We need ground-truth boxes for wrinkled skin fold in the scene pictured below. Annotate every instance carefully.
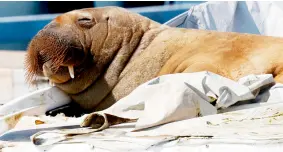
[25,7,283,127]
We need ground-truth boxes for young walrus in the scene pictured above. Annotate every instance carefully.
[25,6,283,117]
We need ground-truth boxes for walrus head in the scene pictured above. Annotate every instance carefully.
[25,6,161,109]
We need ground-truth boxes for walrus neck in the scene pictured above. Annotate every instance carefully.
[107,20,168,81]
[68,21,166,110]
[129,23,168,63]
[100,20,164,82]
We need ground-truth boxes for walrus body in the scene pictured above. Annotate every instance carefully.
[25,7,283,112]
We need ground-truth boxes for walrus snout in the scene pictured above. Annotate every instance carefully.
[25,21,87,84]
[43,60,71,84]
[41,45,87,84]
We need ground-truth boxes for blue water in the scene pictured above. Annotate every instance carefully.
[0,3,203,51]
[0,41,29,51]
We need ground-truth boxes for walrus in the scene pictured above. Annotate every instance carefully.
[25,6,283,119]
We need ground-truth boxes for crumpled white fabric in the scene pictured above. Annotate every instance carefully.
[165,1,283,37]
[103,71,274,130]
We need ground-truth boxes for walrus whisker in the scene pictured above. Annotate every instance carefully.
[24,46,45,85]
[48,47,69,72]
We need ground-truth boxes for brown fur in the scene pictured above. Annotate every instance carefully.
[25,6,283,112]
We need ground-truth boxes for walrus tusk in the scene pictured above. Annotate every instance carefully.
[68,66,74,79]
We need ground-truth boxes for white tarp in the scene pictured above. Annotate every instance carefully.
[3,1,283,152]
[14,72,283,151]
[100,72,274,131]
[165,1,283,37]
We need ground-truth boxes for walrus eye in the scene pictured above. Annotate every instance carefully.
[77,17,94,29]
[78,18,91,22]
